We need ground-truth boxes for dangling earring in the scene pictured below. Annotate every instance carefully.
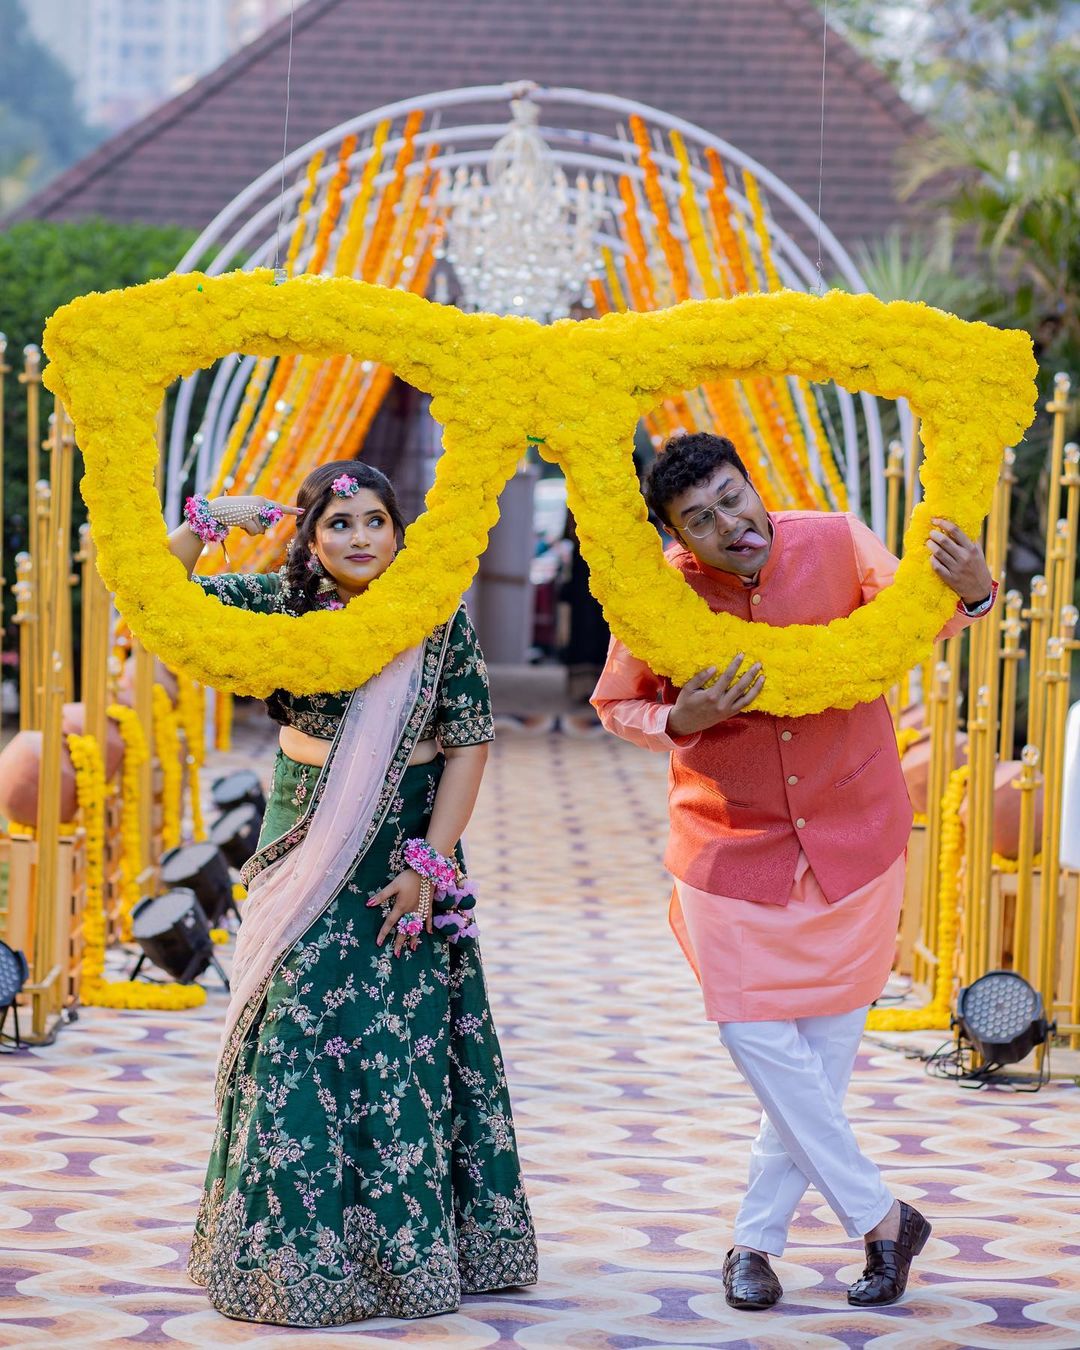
[306,551,326,578]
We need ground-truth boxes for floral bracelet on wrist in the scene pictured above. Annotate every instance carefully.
[403,838,474,903]
[183,494,229,544]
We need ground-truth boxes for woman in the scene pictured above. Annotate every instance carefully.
[171,460,537,1326]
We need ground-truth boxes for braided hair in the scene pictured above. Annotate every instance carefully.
[280,460,406,616]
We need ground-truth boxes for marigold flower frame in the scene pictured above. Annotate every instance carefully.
[43,271,1037,715]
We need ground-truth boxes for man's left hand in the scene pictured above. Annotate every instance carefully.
[928,518,993,607]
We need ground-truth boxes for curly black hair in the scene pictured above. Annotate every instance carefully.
[280,459,405,616]
[643,433,750,527]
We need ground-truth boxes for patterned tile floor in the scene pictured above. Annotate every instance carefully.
[2,725,1079,1348]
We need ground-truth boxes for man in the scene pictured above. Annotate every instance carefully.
[591,432,996,1311]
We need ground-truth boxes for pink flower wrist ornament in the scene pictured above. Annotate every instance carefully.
[401,837,478,943]
[183,494,228,544]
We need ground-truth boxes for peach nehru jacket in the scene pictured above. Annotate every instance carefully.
[591,510,991,1021]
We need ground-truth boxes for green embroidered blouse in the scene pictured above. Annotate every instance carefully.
[194,570,495,747]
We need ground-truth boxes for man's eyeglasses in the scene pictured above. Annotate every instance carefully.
[683,484,750,539]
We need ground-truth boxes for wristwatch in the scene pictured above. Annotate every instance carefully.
[958,579,998,618]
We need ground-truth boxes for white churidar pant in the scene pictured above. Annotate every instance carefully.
[719,1007,894,1256]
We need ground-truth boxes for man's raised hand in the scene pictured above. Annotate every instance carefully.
[667,654,765,737]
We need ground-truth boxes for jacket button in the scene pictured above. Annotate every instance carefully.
[788,775,798,785]
[751,594,762,605]
[795,817,807,828]
[781,730,792,741]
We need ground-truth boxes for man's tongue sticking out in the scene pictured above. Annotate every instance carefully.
[727,528,768,556]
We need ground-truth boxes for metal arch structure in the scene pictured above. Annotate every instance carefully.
[167,82,909,534]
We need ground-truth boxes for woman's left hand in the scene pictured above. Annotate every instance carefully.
[928,518,994,607]
[368,869,424,956]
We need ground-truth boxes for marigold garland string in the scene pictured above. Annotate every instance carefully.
[71,726,205,1011]
[152,685,184,851]
[175,672,208,842]
[106,703,149,942]
[868,764,969,1031]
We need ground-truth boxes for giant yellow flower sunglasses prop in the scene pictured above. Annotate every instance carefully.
[43,271,1036,717]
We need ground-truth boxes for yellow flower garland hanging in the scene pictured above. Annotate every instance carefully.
[868,764,969,1032]
[67,733,107,985]
[43,273,1037,716]
[152,684,183,851]
[107,703,149,941]
[175,672,208,842]
[69,729,205,1011]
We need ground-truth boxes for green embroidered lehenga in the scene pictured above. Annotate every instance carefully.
[186,571,537,1326]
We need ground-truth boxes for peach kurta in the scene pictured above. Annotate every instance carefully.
[593,511,989,1022]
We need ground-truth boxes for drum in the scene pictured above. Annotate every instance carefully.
[130,889,213,982]
[159,842,233,925]
[209,803,262,870]
[211,769,266,817]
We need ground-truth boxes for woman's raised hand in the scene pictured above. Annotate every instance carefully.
[208,495,302,535]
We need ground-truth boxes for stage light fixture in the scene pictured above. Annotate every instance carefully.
[955,970,1052,1069]
[129,888,229,989]
[0,942,29,1047]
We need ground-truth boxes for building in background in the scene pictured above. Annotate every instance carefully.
[21,0,293,134]
[12,0,927,254]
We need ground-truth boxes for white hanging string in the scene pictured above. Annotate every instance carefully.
[272,0,297,279]
[815,0,829,294]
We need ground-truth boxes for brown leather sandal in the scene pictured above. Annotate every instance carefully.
[848,1201,932,1307]
[723,1247,782,1310]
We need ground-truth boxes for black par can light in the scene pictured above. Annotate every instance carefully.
[955,970,1052,1068]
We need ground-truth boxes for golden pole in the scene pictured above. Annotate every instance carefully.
[885,441,904,557]
[55,405,76,704]
[998,592,1024,761]
[1024,576,1050,758]
[133,641,157,895]
[0,333,8,660]
[1036,633,1070,1018]
[993,448,1017,573]
[1011,744,1040,981]
[31,481,52,729]
[1043,373,1072,545]
[964,453,1012,979]
[18,344,42,502]
[1048,519,1070,649]
[28,405,75,1039]
[78,525,111,752]
[885,441,905,726]
[12,555,35,735]
[916,659,952,990]
[1057,603,1080,1047]
[964,683,993,983]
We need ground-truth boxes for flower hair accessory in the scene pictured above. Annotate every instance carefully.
[183,494,228,544]
[331,474,360,498]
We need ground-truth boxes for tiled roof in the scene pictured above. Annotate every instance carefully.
[8,0,926,250]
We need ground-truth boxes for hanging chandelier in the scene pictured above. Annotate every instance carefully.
[442,94,608,323]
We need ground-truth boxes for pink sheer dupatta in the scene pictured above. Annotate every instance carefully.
[217,642,426,1088]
